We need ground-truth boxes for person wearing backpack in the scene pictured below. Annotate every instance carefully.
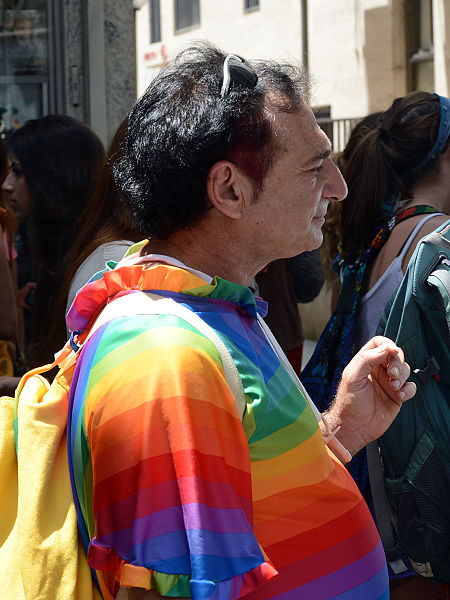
[1,44,417,600]
[60,45,418,600]
[302,92,450,598]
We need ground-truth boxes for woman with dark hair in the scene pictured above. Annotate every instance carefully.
[60,118,141,316]
[341,92,449,351]
[1,114,105,370]
[302,91,450,599]
[321,111,383,284]
[305,92,450,416]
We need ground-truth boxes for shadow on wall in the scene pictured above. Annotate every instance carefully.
[364,3,407,114]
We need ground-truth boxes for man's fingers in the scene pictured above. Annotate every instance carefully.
[371,362,416,405]
[388,360,410,389]
[362,336,404,363]
[361,335,397,352]
[400,381,417,401]
[386,347,406,379]
[352,342,395,379]
[354,336,409,380]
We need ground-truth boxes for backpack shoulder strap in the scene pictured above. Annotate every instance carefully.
[429,266,450,297]
[80,291,247,419]
[366,440,408,574]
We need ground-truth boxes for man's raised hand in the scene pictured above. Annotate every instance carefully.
[322,336,416,458]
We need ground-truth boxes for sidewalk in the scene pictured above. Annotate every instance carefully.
[301,339,316,370]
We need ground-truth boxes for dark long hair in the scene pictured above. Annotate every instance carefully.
[334,112,383,173]
[341,91,444,257]
[58,118,141,314]
[322,112,383,277]
[10,114,105,366]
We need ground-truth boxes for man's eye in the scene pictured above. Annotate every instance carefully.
[313,164,323,175]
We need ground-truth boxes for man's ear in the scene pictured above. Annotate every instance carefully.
[206,161,252,219]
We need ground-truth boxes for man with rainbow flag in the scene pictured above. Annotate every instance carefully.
[67,44,415,600]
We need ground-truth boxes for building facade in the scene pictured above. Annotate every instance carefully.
[135,0,450,150]
[0,0,136,145]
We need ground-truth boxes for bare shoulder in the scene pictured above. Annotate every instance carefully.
[366,214,448,291]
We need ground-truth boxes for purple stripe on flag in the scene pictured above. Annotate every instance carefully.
[94,477,252,536]
[271,539,387,600]
[96,502,252,550]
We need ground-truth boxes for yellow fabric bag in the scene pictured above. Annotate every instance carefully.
[0,344,102,600]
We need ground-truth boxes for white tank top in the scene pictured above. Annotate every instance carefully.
[353,213,443,351]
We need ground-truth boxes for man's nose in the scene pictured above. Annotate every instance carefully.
[324,159,347,202]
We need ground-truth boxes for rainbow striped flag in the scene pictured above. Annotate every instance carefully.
[67,260,388,599]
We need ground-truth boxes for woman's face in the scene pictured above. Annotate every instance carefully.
[2,155,31,221]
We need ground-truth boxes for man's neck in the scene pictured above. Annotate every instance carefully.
[142,230,258,287]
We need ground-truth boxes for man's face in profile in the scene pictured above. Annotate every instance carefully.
[244,104,347,264]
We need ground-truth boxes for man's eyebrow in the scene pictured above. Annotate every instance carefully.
[311,147,332,162]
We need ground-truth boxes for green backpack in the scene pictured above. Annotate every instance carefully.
[369,220,450,582]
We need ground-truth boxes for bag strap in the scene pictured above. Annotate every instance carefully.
[15,291,246,424]
[78,291,247,419]
[366,441,408,574]
[14,343,73,403]
[429,266,450,296]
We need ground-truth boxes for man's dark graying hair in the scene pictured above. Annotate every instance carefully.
[114,42,310,239]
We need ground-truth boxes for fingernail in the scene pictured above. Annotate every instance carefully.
[399,391,405,400]
[391,379,401,390]
[390,367,399,377]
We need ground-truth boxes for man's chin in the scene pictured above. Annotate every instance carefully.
[302,232,323,253]
[283,237,322,259]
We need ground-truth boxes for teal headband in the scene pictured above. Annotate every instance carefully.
[411,93,450,173]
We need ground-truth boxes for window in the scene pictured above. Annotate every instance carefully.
[406,0,434,92]
[150,0,161,43]
[174,0,200,32]
[245,0,260,12]
[315,107,357,153]
[0,0,51,130]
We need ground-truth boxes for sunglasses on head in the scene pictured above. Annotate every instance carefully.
[220,54,258,98]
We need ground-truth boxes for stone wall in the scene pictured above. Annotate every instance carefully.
[62,0,136,145]
[103,0,136,142]
[63,0,86,123]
